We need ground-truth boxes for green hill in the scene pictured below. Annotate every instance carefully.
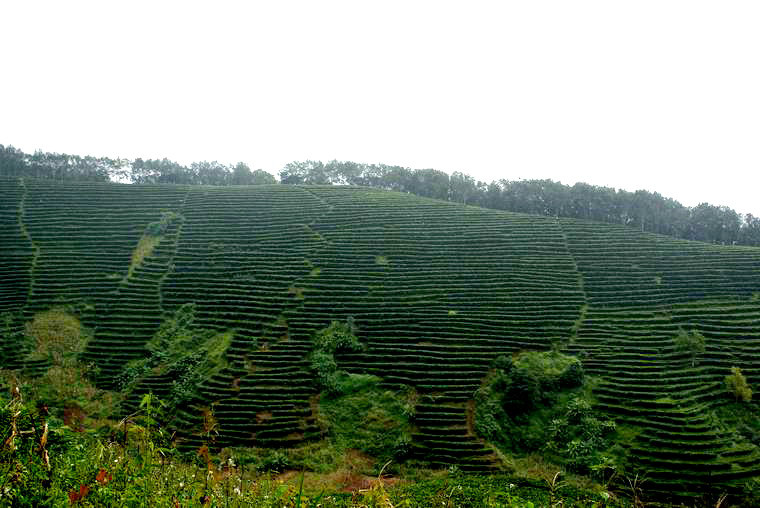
[1,178,759,501]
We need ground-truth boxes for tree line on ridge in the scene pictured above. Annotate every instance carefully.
[2,144,759,246]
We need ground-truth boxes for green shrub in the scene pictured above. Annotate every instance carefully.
[725,366,753,402]
[674,328,706,367]
[492,354,512,372]
[309,318,365,396]
[258,450,290,473]
[116,305,232,412]
[475,351,615,473]
[313,318,361,354]
[319,384,414,462]
[498,350,584,412]
[545,397,617,474]
[311,350,341,394]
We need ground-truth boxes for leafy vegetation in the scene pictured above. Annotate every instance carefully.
[475,352,617,476]
[319,381,415,466]
[725,367,753,402]
[2,178,760,503]
[309,319,365,396]
[1,373,632,507]
[278,160,760,246]
[673,329,706,367]
[115,304,232,411]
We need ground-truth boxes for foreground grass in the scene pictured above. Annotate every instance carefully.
[0,375,620,508]
[3,380,755,507]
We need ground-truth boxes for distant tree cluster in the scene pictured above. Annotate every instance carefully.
[280,159,760,247]
[130,159,275,185]
[0,144,276,186]
[0,144,128,182]
[3,144,759,246]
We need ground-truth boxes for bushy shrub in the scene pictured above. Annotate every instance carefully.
[546,397,616,473]
[499,350,584,411]
[116,305,232,414]
[475,350,615,472]
[319,385,414,462]
[492,354,512,372]
[113,361,150,392]
[559,361,584,389]
[313,318,361,354]
[674,328,706,367]
[258,450,290,473]
[309,318,364,396]
[726,366,753,402]
[311,351,341,394]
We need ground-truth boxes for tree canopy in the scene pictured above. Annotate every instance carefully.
[2,144,758,246]
[277,158,760,246]
[0,144,276,186]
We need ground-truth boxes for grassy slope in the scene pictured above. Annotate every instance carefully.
[1,177,759,497]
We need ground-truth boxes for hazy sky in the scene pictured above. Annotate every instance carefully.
[2,1,759,214]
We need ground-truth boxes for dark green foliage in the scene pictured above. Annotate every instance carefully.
[0,144,126,181]
[545,397,617,474]
[309,319,363,396]
[311,351,341,394]
[492,354,512,372]
[503,350,585,411]
[559,361,584,389]
[114,362,150,393]
[277,158,760,246]
[115,304,232,410]
[257,450,290,473]
[715,402,760,447]
[313,318,361,354]
[673,328,706,366]
[131,158,277,185]
[475,351,615,473]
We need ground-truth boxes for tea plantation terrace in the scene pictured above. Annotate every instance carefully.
[1,178,759,496]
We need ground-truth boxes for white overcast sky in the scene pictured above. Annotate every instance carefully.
[1,1,759,215]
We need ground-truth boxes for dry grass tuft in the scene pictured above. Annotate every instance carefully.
[127,234,161,278]
[25,309,84,364]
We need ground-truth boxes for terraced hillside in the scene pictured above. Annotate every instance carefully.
[1,178,759,498]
